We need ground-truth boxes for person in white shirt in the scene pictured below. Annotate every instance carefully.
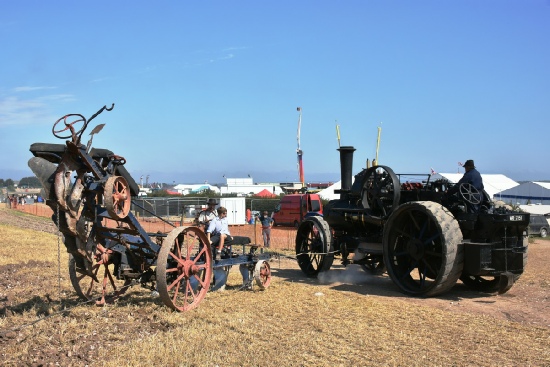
[206,206,233,254]
[195,198,218,231]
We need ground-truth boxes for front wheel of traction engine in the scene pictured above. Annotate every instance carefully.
[295,216,334,277]
[156,226,212,312]
[383,201,464,296]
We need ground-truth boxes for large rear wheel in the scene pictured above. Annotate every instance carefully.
[383,201,464,296]
[156,226,212,312]
[295,216,334,277]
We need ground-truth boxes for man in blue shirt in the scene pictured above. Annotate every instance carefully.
[256,211,274,248]
[446,160,484,211]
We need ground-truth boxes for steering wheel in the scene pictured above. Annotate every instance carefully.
[459,183,481,205]
[52,114,87,139]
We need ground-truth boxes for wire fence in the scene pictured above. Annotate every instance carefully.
[131,197,281,221]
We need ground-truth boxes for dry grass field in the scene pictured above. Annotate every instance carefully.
[1,206,549,367]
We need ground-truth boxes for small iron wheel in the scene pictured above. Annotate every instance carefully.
[295,216,334,277]
[383,201,464,296]
[68,244,131,306]
[156,226,212,312]
[104,176,131,220]
[253,260,272,290]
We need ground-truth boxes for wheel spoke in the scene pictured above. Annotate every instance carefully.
[168,272,186,291]
[421,257,438,277]
[168,250,186,267]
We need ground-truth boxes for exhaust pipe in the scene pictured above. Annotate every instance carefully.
[338,146,355,200]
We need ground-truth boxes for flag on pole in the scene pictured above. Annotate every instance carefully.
[458,162,463,166]
[430,167,437,175]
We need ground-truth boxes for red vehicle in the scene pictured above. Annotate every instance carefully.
[272,193,323,227]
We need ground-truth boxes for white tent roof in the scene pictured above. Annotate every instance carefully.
[318,177,355,201]
[534,181,550,190]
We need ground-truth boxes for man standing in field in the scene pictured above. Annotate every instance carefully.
[256,211,274,248]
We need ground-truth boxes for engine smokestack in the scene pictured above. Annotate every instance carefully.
[338,146,356,199]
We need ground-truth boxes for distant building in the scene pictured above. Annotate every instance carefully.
[219,177,283,196]
[173,183,221,195]
[495,182,550,205]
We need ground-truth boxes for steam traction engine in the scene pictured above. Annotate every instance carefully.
[295,146,529,296]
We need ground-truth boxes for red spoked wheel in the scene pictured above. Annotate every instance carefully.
[68,244,131,306]
[156,226,212,312]
[104,176,131,220]
[253,260,272,290]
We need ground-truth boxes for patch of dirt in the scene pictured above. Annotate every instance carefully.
[0,206,58,234]
[271,239,550,329]
[2,205,548,330]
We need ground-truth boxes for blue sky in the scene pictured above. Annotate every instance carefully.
[1,1,548,185]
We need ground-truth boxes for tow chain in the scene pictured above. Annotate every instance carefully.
[55,203,62,304]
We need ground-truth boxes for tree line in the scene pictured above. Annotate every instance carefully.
[0,176,41,189]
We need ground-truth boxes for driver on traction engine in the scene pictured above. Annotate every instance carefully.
[447,160,484,195]
[444,160,484,210]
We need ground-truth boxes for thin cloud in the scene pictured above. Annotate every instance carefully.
[0,94,74,127]
[13,86,57,92]
[187,46,245,66]
[222,46,249,52]
[90,76,112,83]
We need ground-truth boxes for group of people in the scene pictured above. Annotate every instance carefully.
[194,198,274,291]
[5,194,43,208]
